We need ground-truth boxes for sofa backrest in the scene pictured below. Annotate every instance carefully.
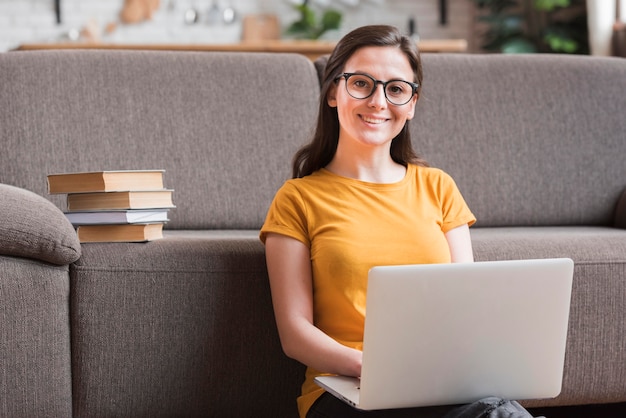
[2,51,625,229]
[0,50,319,229]
[410,54,626,227]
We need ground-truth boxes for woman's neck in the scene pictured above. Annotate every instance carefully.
[325,144,406,184]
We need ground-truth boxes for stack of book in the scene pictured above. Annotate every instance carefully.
[47,170,175,243]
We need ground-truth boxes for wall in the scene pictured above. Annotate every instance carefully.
[0,0,476,52]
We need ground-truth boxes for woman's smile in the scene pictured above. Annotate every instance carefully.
[360,114,388,125]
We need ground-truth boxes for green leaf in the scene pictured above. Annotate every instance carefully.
[501,38,538,53]
[297,5,317,28]
[285,4,343,40]
[544,34,578,53]
[321,9,342,31]
[534,0,571,11]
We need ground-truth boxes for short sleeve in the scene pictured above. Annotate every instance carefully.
[438,171,476,232]
[259,181,311,246]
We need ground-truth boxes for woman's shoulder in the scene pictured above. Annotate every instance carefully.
[285,170,332,186]
[275,170,331,197]
[409,164,454,181]
[408,165,465,196]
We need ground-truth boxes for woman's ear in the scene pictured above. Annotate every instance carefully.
[405,94,418,120]
[327,84,338,108]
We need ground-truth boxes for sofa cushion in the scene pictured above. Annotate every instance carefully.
[471,226,626,406]
[0,184,81,265]
[0,256,73,417]
[70,231,304,418]
[0,51,320,230]
[410,54,626,228]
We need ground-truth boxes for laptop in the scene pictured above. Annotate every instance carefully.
[315,258,574,411]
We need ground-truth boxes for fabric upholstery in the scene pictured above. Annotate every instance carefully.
[0,256,73,417]
[0,183,81,265]
[411,54,626,227]
[313,54,328,85]
[70,231,304,418]
[0,50,319,230]
[615,189,626,228]
[471,227,626,406]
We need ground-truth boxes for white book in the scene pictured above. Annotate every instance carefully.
[64,209,170,225]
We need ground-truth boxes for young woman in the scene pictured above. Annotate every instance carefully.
[260,25,538,418]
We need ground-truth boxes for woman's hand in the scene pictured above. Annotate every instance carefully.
[265,233,363,377]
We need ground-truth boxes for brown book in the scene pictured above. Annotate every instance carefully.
[67,190,175,211]
[47,170,164,194]
[76,223,164,243]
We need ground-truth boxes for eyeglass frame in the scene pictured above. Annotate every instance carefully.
[333,72,420,106]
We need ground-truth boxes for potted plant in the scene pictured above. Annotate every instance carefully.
[472,0,589,54]
[285,0,343,40]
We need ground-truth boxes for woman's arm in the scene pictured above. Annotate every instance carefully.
[445,223,474,263]
[264,232,362,377]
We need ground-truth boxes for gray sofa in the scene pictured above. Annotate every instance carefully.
[0,49,625,417]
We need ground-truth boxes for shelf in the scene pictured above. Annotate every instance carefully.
[13,39,468,60]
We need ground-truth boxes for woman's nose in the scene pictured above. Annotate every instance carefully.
[368,84,387,108]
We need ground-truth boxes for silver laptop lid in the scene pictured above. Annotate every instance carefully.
[357,258,573,410]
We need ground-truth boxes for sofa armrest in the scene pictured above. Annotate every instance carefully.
[0,183,81,265]
[615,189,626,229]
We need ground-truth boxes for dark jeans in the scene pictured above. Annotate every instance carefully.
[307,392,543,418]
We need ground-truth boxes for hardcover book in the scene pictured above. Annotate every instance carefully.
[64,209,170,225]
[47,170,164,194]
[76,223,164,243]
[67,190,175,211]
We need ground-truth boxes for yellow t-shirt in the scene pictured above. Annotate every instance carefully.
[260,164,476,418]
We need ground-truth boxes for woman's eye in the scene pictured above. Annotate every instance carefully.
[387,84,405,95]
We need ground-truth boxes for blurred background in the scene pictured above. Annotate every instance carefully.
[0,0,624,56]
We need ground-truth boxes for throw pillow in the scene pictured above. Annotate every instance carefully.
[0,184,81,265]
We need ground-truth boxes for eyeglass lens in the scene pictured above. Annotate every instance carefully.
[343,74,415,105]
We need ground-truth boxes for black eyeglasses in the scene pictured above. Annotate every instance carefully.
[334,72,419,106]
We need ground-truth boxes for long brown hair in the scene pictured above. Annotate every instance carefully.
[292,25,428,178]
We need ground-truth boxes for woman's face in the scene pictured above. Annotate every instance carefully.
[327,46,417,151]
